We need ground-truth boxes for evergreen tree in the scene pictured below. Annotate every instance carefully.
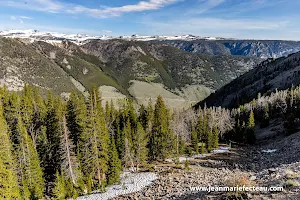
[60,114,82,188]
[81,88,109,190]
[248,111,255,129]
[146,100,154,134]
[138,104,148,130]
[124,119,133,148]
[123,117,134,168]
[0,102,20,199]
[246,111,256,144]
[124,138,134,170]
[201,142,205,155]
[17,116,45,199]
[53,171,67,200]
[44,95,64,194]
[4,92,21,146]
[67,92,87,156]
[178,135,185,155]
[149,96,173,160]
[197,112,203,142]
[114,114,125,160]
[260,104,269,128]
[202,110,208,142]
[127,99,137,130]
[32,88,48,161]
[212,125,219,148]
[20,84,34,130]
[207,129,213,153]
[191,125,198,153]
[107,136,121,185]
[133,122,148,168]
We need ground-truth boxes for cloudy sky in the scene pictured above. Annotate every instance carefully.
[0,0,299,40]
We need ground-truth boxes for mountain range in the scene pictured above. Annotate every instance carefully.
[2,30,300,58]
[1,29,300,108]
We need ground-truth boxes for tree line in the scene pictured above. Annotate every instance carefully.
[0,85,198,199]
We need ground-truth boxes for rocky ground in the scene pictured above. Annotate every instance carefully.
[113,123,300,200]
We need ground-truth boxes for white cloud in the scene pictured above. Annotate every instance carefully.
[3,0,181,17]
[10,15,33,24]
[10,16,17,20]
[3,0,63,12]
[20,16,33,20]
[102,30,113,34]
[66,0,181,17]
[187,0,225,14]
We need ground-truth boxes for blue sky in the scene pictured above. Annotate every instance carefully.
[0,0,300,40]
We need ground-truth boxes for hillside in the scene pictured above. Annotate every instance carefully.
[157,40,300,58]
[197,51,300,108]
[0,37,77,94]
[0,36,263,107]
[81,40,261,105]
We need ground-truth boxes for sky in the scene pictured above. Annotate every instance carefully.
[0,0,300,40]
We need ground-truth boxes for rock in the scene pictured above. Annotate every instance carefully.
[268,169,276,174]
[250,175,257,181]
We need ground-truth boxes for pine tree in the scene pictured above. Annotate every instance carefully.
[248,111,255,129]
[260,104,269,128]
[178,135,185,155]
[123,118,134,169]
[67,92,87,156]
[201,142,205,154]
[17,116,45,199]
[0,102,20,199]
[191,125,198,153]
[246,111,256,144]
[81,88,110,190]
[4,92,21,146]
[133,122,148,169]
[149,96,173,160]
[138,104,148,130]
[127,99,137,130]
[197,112,203,141]
[61,114,82,188]
[212,125,219,148]
[207,129,213,153]
[20,84,34,130]
[114,113,125,160]
[146,100,154,134]
[202,110,208,141]
[107,136,121,185]
[53,171,67,200]
[124,138,134,170]
[124,119,133,148]
[44,97,64,193]
[32,88,48,160]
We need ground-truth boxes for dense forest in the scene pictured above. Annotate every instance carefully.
[1,83,300,199]
[0,84,197,199]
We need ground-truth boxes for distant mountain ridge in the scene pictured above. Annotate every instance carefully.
[197,51,300,108]
[157,40,300,58]
[0,29,225,45]
[2,30,300,59]
[0,36,262,108]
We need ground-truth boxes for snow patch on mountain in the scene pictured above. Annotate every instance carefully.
[0,29,227,45]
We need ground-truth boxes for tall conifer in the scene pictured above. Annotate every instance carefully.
[0,101,20,199]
